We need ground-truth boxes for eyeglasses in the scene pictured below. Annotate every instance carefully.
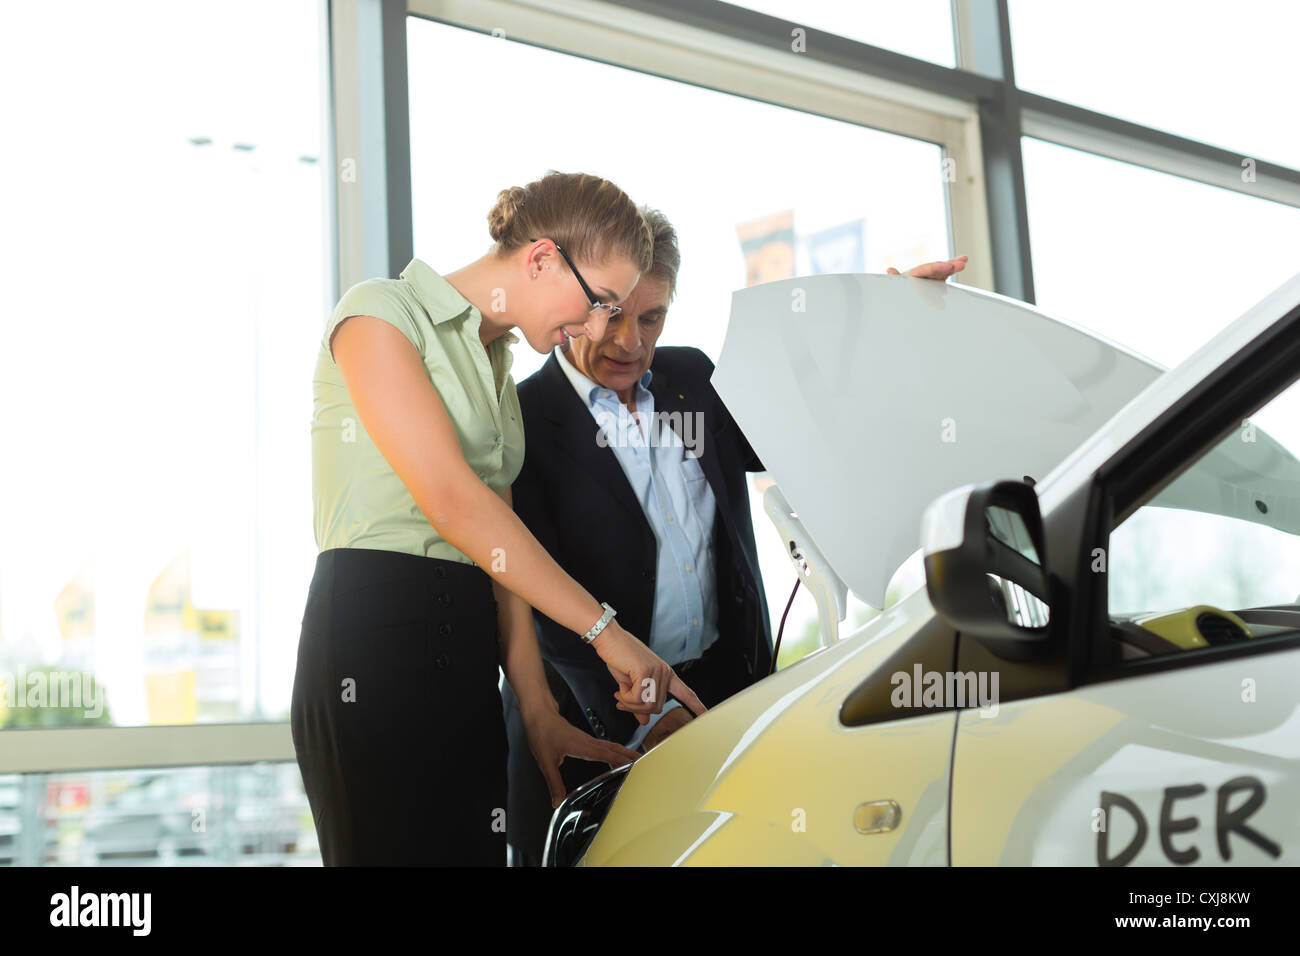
[528,237,623,320]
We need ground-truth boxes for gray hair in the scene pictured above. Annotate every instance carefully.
[639,204,680,303]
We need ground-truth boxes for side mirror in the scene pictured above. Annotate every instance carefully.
[921,479,1051,655]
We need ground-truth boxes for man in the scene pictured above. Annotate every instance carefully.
[502,206,967,865]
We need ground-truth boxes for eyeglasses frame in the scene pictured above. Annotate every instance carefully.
[528,237,624,320]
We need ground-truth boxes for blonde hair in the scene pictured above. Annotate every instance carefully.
[487,171,653,274]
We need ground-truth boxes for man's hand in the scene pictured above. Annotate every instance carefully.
[523,705,641,809]
[640,707,693,752]
[887,254,968,280]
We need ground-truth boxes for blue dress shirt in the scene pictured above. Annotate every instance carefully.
[553,346,720,749]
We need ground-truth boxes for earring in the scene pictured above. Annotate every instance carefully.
[532,272,537,278]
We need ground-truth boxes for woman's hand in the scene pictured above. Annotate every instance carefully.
[522,703,641,809]
[589,624,707,725]
[887,254,968,279]
[640,707,694,752]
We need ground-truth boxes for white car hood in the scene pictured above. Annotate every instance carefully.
[712,274,1165,608]
[714,274,1300,609]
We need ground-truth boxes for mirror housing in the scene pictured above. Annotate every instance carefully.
[921,479,1052,655]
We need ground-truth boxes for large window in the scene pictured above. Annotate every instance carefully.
[408,17,953,654]
[1009,0,1300,170]
[1012,9,1300,664]
[0,0,328,730]
[1022,138,1300,369]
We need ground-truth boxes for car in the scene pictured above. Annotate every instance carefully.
[81,765,303,863]
[543,269,1300,866]
[0,775,23,865]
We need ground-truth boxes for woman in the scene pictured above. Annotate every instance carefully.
[291,170,705,866]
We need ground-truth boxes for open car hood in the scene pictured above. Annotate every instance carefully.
[713,274,1300,609]
[712,274,1164,609]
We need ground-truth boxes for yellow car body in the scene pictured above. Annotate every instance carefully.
[581,585,951,866]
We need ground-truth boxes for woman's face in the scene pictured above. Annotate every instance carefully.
[564,273,670,398]
[519,243,641,354]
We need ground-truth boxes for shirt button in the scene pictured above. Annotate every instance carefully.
[494,434,503,446]
[692,617,699,627]
[684,563,692,573]
[666,513,673,522]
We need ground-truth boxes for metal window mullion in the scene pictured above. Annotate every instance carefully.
[381,0,415,276]
[0,723,295,775]
[943,112,995,289]
[953,0,1034,303]
[1020,93,1300,210]
[330,0,414,297]
[412,0,984,125]
[588,0,998,101]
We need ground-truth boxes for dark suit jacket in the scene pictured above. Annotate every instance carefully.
[500,346,773,862]
[512,345,772,734]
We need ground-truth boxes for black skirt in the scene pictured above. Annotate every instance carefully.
[290,547,507,866]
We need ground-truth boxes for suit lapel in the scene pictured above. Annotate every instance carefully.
[539,351,648,528]
[538,349,747,551]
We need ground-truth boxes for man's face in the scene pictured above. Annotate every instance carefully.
[565,273,669,400]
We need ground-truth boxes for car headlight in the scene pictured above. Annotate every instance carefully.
[542,762,633,867]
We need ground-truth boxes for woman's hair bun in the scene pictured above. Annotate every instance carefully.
[487,185,528,244]
[484,171,652,272]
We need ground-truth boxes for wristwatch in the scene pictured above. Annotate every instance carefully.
[582,602,617,644]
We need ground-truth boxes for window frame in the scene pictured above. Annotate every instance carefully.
[401,0,996,295]
[1079,301,1300,687]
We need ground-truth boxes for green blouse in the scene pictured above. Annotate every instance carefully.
[312,257,525,564]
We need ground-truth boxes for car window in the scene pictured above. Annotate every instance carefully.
[1106,375,1300,655]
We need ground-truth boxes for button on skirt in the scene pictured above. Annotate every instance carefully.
[290,547,507,865]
